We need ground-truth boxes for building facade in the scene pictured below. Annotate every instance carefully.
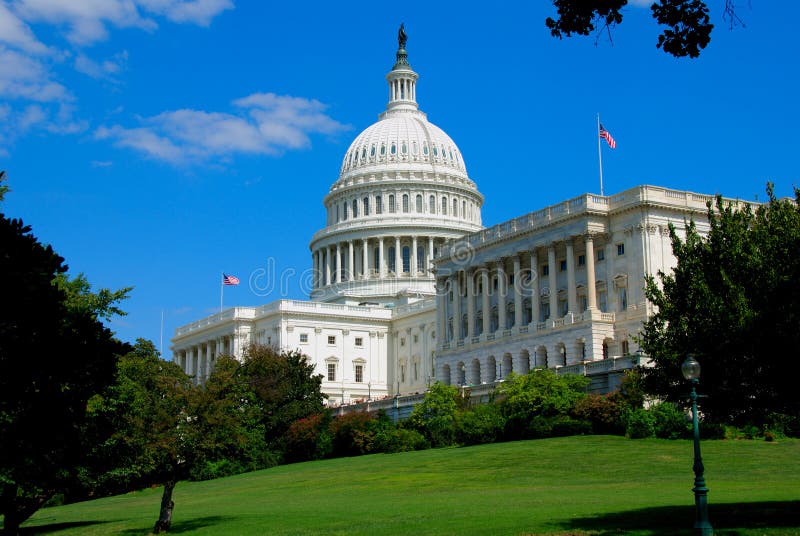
[172,32,723,404]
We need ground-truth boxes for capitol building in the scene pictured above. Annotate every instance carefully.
[172,31,721,404]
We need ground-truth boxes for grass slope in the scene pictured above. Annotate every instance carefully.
[12,436,800,535]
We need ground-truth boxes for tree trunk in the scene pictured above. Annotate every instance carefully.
[152,479,176,534]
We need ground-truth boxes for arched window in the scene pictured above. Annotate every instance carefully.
[389,195,396,213]
[441,196,448,215]
[462,200,466,218]
[363,197,370,216]
[423,142,429,155]
[388,247,396,273]
[376,195,383,214]
[429,195,436,214]
[415,194,423,213]
[370,145,376,157]
[373,247,380,273]
[343,202,348,221]
[352,199,358,218]
[335,204,340,223]
[402,194,409,213]
[390,143,397,155]
[402,246,410,273]
[452,198,458,217]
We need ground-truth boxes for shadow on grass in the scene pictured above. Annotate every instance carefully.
[20,520,110,534]
[116,515,236,535]
[555,501,800,536]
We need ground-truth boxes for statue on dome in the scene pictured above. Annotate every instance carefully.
[398,23,407,50]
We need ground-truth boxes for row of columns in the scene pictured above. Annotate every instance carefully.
[313,235,441,288]
[439,234,600,343]
[176,336,234,384]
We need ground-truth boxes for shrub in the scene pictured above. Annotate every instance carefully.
[407,383,460,447]
[572,392,628,435]
[650,402,691,439]
[330,411,378,457]
[283,412,332,462]
[551,416,593,437]
[374,428,429,453]
[455,404,505,446]
[626,408,655,439]
[699,421,726,440]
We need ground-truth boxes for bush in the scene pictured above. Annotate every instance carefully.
[650,402,691,439]
[374,428,429,453]
[626,408,655,439]
[330,411,378,457]
[283,412,332,462]
[551,416,593,437]
[699,421,726,439]
[407,383,460,447]
[572,392,629,436]
[455,404,505,446]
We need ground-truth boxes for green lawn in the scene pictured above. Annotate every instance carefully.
[11,436,800,535]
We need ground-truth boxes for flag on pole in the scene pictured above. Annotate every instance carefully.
[222,273,240,286]
[599,124,616,149]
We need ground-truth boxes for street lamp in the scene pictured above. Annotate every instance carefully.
[681,355,713,536]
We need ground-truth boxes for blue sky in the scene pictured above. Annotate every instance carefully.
[2,1,798,354]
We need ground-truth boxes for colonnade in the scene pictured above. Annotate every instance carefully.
[436,233,622,345]
[312,235,445,289]
[175,336,233,384]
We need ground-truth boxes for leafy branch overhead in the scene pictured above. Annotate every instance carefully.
[546,0,745,58]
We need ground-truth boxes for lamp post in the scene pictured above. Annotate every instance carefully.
[681,356,713,536]
[367,381,372,402]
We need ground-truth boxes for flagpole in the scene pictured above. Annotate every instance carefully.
[597,113,604,196]
[220,272,224,313]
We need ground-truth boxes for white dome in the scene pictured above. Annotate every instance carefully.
[338,110,468,179]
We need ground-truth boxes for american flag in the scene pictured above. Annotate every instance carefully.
[599,124,616,149]
[222,273,240,286]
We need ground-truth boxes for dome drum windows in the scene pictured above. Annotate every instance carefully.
[415,194,423,213]
[389,195,396,213]
[402,194,409,213]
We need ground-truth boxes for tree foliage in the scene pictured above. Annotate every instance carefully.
[640,186,800,427]
[407,382,461,447]
[546,0,731,58]
[0,183,129,534]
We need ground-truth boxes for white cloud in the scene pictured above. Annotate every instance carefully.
[74,50,128,81]
[136,0,233,26]
[0,45,68,101]
[96,93,350,165]
[0,1,50,54]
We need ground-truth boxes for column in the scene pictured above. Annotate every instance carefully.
[428,237,434,274]
[336,243,342,283]
[315,250,322,288]
[362,238,369,279]
[348,240,355,281]
[451,273,461,341]
[325,246,332,286]
[466,269,475,339]
[186,346,195,378]
[395,236,401,274]
[530,250,540,324]
[497,260,506,332]
[547,245,557,320]
[205,342,213,382]
[379,237,386,277]
[585,234,597,310]
[566,239,577,314]
[513,254,522,328]
[481,267,490,336]
[436,276,447,348]
[411,235,418,275]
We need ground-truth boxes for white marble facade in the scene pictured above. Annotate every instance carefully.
[172,33,728,404]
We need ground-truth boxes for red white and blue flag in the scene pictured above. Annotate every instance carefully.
[599,124,616,149]
[222,273,240,286]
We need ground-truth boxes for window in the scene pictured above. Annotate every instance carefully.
[441,196,448,215]
[327,335,336,345]
[416,194,423,213]
[541,301,550,320]
[597,249,605,261]
[462,200,466,218]
[388,247,396,273]
[373,248,380,272]
[578,254,586,266]
[380,144,386,156]
[541,264,549,276]
[370,145,376,157]
[390,142,397,155]
[336,204,339,223]
[376,195,383,214]
[622,340,630,356]
[423,142,429,155]
[400,337,406,347]
[414,362,418,381]
[416,246,424,273]
[402,194,409,213]
[402,246,410,273]
[429,195,436,214]
[327,363,336,382]
[580,295,588,311]
[617,243,625,256]
[355,337,363,347]
[413,334,419,343]
[401,364,406,383]
[560,260,567,272]
[619,287,628,310]
[352,199,358,218]
[452,198,458,217]
[343,202,348,220]
[355,364,363,383]
[389,195,396,213]
[363,197,370,216]
[299,333,308,343]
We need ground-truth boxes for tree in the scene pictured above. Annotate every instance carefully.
[407,382,460,447]
[639,185,800,430]
[87,340,196,534]
[0,173,129,534]
[546,0,744,58]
